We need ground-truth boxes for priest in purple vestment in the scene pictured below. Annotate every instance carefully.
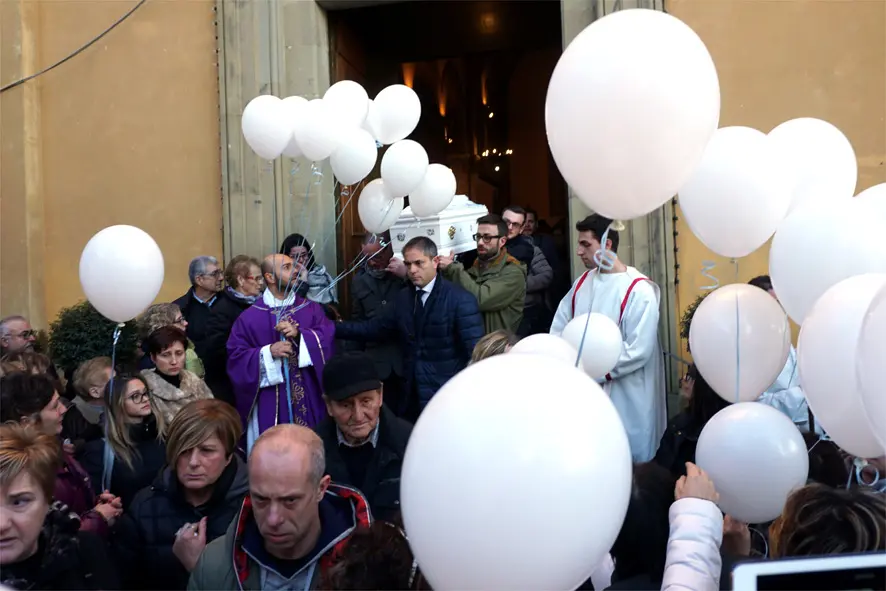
[226,254,334,451]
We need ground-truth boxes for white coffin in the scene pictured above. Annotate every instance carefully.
[390,195,488,256]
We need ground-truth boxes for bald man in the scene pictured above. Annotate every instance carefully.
[188,425,371,590]
[227,255,336,451]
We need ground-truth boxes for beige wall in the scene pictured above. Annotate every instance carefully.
[670,0,886,352]
[1,0,223,327]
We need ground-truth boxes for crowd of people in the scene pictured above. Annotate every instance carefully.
[0,208,883,590]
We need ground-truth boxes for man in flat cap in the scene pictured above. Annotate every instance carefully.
[315,352,413,521]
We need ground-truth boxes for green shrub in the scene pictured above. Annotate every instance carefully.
[49,301,139,375]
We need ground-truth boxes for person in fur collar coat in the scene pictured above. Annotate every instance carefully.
[140,326,212,429]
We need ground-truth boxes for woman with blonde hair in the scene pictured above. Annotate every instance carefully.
[0,423,119,589]
[77,373,166,509]
[138,303,205,377]
[199,254,263,406]
[470,330,518,365]
[140,326,213,426]
[115,399,247,590]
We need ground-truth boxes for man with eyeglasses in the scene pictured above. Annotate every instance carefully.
[174,255,224,352]
[0,315,37,355]
[438,214,527,334]
[501,205,553,336]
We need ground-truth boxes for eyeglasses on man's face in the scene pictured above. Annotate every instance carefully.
[8,330,36,339]
[200,269,223,279]
[473,233,501,243]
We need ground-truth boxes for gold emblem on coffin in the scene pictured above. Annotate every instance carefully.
[448,226,456,240]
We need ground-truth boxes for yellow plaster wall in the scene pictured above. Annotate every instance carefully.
[669,0,886,354]
[1,0,223,327]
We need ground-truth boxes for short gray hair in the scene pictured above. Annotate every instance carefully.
[403,236,437,258]
[0,316,27,338]
[187,256,219,285]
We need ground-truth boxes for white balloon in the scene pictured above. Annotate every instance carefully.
[280,96,309,158]
[768,118,858,214]
[560,313,623,379]
[323,80,370,130]
[510,333,584,372]
[408,164,456,217]
[689,284,791,403]
[381,140,429,198]
[79,225,165,323]
[678,126,791,258]
[367,84,421,145]
[798,273,886,458]
[362,98,378,139]
[357,179,403,234]
[330,128,377,185]
[545,9,720,221]
[696,402,808,524]
[241,95,290,160]
[402,354,632,590]
[855,183,886,223]
[858,284,886,450]
[769,201,886,324]
[293,99,343,162]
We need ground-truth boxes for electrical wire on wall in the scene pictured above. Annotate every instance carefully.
[0,0,148,93]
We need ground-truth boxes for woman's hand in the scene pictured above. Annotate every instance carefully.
[93,501,122,525]
[722,515,751,556]
[173,517,208,572]
[675,462,719,503]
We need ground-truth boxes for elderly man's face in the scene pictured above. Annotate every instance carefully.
[249,446,330,560]
[326,389,383,444]
[0,319,36,354]
[196,263,223,293]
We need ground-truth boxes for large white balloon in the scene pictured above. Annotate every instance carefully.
[561,313,623,379]
[357,179,403,234]
[696,402,808,524]
[330,128,377,185]
[293,99,343,162]
[408,163,456,217]
[323,80,369,130]
[855,183,886,223]
[401,354,632,590]
[678,126,791,258]
[768,118,858,214]
[280,96,309,158]
[798,273,886,458]
[769,201,886,324]
[79,226,165,323]
[241,95,290,160]
[510,333,584,372]
[367,84,421,145]
[858,284,886,450]
[545,9,720,221]
[380,140,429,198]
[689,284,790,403]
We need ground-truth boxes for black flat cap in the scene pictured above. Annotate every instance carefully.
[322,352,382,401]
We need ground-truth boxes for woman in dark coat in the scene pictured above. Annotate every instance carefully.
[0,423,120,591]
[114,400,247,590]
[78,374,167,509]
[0,372,121,537]
[197,255,263,406]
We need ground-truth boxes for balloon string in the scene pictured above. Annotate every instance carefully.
[574,223,615,368]
[732,258,740,403]
[101,323,124,491]
[700,260,720,290]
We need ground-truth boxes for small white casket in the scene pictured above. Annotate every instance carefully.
[390,195,488,256]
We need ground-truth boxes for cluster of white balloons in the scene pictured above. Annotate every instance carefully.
[80,225,165,322]
[240,81,457,235]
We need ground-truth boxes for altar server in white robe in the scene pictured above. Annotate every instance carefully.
[748,275,821,433]
[551,214,667,461]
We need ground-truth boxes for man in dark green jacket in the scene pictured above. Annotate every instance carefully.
[439,213,527,334]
